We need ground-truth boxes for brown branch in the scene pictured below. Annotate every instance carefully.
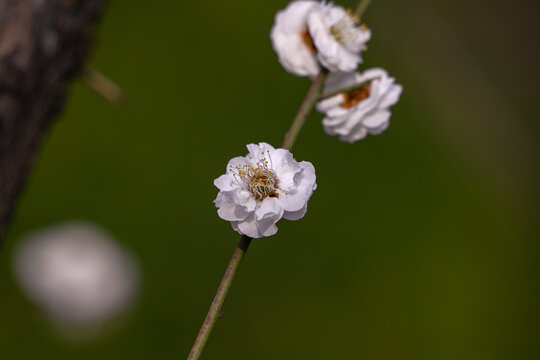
[0,0,107,242]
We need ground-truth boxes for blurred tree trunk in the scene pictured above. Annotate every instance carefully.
[0,0,106,242]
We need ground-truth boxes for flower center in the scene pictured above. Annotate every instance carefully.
[329,13,365,53]
[329,25,344,43]
[300,27,316,53]
[248,171,279,200]
[340,83,371,109]
[231,156,279,200]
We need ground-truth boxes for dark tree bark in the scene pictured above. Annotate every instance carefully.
[0,0,107,242]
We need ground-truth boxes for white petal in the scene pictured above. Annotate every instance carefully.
[316,94,344,113]
[257,142,276,154]
[259,223,278,237]
[246,142,276,162]
[246,143,262,159]
[379,84,403,108]
[322,71,358,94]
[317,46,360,73]
[340,125,368,143]
[271,149,301,191]
[235,215,260,238]
[283,203,308,221]
[337,108,368,133]
[217,203,250,222]
[232,189,256,212]
[215,192,251,221]
[322,119,340,136]
[256,201,282,237]
[279,161,316,212]
[214,174,236,192]
[322,113,349,127]
[357,68,388,84]
[326,104,350,118]
[255,197,283,221]
[363,110,391,134]
[270,1,321,77]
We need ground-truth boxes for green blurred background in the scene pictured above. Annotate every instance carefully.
[1,0,539,358]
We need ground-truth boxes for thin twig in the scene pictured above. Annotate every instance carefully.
[82,67,126,103]
[355,0,372,18]
[282,71,327,150]
[187,236,252,360]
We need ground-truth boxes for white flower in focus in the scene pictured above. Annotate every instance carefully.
[14,222,139,332]
[307,3,371,72]
[270,1,321,77]
[214,143,317,238]
[316,68,403,143]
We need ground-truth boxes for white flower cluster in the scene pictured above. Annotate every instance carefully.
[214,143,316,238]
[271,1,403,143]
[214,1,403,238]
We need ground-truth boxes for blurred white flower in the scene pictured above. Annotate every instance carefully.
[307,3,371,72]
[13,222,139,332]
[214,142,317,238]
[316,68,403,143]
[270,0,322,77]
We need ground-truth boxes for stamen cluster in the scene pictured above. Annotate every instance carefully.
[230,155,279,200]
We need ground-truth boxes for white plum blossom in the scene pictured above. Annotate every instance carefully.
[14,222,139,333]
[316,68,403,143]
[270,1,371,76]
[270,1,321,77]
[214,142,317,238]
[307,3,371,72]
